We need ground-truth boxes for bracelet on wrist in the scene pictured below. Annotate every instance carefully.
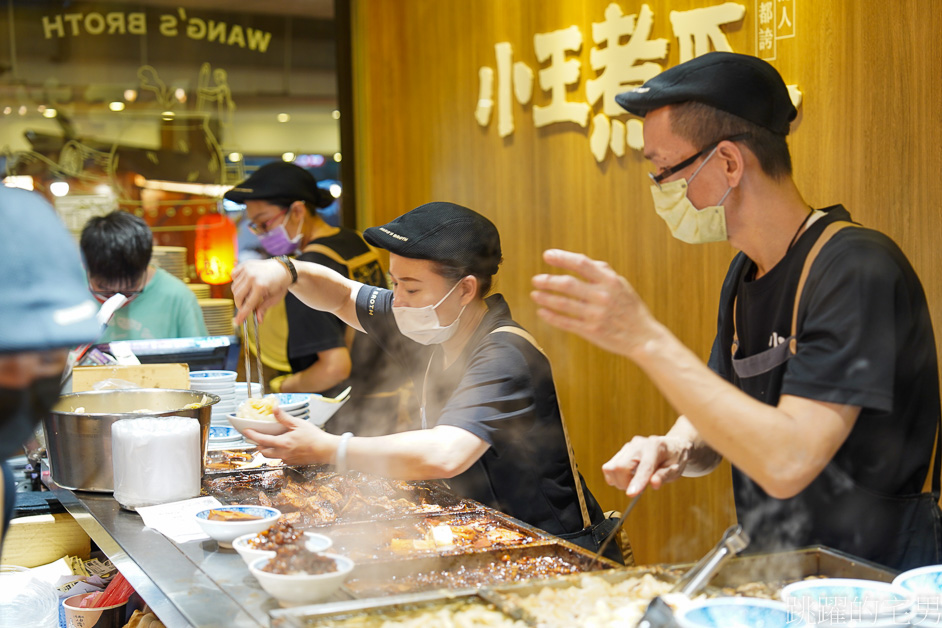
[275,255,298,284]
[335,432,354,474]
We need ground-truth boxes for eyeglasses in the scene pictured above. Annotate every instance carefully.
[247,209,288,235]
[88,276,146,303]
[649,133,751,186]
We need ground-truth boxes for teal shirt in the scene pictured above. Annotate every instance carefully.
[100,268,209,342]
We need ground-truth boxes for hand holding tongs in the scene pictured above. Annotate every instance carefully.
[241,313,265,399]
[636,524,750,628]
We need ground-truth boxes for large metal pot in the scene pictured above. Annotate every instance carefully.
[44,388,220,492]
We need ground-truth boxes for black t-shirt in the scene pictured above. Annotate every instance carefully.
[355,286,606,536]
[708,205,941,566]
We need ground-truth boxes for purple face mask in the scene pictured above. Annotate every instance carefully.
[257,223,302,256]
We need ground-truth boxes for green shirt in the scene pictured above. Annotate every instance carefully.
[99,268,209,342]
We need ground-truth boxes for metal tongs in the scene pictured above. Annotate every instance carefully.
[241,314,265,399]
[636,524,750,628]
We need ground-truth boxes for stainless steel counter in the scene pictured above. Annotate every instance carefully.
[43,467,301,627]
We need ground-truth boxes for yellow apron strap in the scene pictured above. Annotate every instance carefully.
[489,325,592,530]
[732,220,857,359]
[788,221,856,354]
[302,243,379,272]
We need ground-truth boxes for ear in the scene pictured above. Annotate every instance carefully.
[458,275,479,305]
[716,141,745,187]
[288,200,308,220]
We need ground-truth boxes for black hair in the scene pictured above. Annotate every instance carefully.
[432,259,499,299]
[265,192,333,216]
[80,210,153,284]
[669,101,792,179]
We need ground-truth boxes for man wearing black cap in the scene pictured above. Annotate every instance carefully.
[231,202,626,563]
[0,186,100,547]
[226,162,409,436]
[532,52,941,570]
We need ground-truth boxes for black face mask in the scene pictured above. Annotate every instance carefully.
[0,375,62,459]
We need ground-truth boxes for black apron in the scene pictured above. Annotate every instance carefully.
[729,222,942,571]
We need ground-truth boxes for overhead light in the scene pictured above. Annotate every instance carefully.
[37,105,46,113]
[277,113,290,123]
[94,184,113,196]
[124,89,137,102]
[329,184,341,198]
[333,153,342,163]
[43,108,58,118]
[331,110,341,120]
[109,101,125,112]
[175,88,186,103]
[17,106,26,116]
[140,179,233,197]
[161,111,175,120]
[281,152,296,162]
[2,107,10,115]
[50,181,70,197]
[228,152,242,163]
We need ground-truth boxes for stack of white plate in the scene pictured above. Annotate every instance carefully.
[189,370,237,425]
[198,298,234,336]
[267,393,311,422]
[187,283,211,299]
[152,246,188,281]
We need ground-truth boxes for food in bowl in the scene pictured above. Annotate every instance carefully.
[245,519,304,550]
[232,527,332,567]
[193,506,281,548]
[262,546,338,575]
[249,552,354,607]
[207,509,262,522]
[237,397,280,421]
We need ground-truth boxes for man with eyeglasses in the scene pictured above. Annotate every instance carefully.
[80,211,207,342]
[531,52,941,570]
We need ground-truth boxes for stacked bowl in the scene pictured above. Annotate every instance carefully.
[894,565,942,627]
[269,393,312,422]
[189,370,237,426]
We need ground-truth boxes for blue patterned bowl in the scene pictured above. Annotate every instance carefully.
[894,565,942,626]
[677,598,804,628]
[781,578,913,624]
[194,506,281,548]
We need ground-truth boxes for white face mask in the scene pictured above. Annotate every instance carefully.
[393,280,467,345]
[649,145,732,245]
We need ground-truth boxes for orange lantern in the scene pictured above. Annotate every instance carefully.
[195,213,237,285]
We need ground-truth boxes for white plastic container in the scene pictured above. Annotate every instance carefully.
[112,416,201,510]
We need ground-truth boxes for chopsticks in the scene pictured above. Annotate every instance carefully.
[590,486,645,569]
[241,313,265,399]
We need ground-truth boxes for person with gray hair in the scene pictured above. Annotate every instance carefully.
[0,186,100,545]
[531,52,941,570]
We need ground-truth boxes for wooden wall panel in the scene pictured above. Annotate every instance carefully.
[349,0,942,565]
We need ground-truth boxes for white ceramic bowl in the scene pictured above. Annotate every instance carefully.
[265,393,312,411]
[232,531,332,566]
[678,597,805,628]
[193,506,281,548]
[781,578,913,625]
[307,395,349,427]
[894,565,942,626]
[189,370,238,382]
[227,413,288,437]
[249,553,353,607]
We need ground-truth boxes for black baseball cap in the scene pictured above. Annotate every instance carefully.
[224,161,330,208]
[614,52,797,135]
[364,202,502,276]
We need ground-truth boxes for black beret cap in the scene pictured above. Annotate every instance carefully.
[224,161,331,208]
[614,52,797,135]
[364,202,502,277]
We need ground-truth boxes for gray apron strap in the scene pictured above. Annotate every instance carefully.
[731,221,857,379]
[489,326,592,530]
